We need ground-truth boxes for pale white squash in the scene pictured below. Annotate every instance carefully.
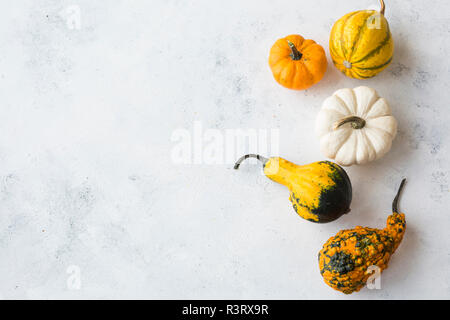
[315,86,397,166]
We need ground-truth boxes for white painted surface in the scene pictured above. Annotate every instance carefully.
[0,0,449,299]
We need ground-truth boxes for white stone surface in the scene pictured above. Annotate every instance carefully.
[0,0,449,299]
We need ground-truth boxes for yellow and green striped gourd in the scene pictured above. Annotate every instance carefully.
[329,0,393,79]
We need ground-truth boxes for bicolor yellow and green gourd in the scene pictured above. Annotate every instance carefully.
[234,155,352,223]
[329,0,393,79]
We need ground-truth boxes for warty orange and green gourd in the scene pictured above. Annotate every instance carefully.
[318,178,407,294]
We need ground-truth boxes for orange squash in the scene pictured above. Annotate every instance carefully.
[269,34,327,90]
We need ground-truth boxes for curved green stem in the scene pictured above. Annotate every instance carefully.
[234,154,269,170]
[333,116,366,130]
[392,178,407,213]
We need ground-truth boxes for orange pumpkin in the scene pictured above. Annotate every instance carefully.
[269,35,327,90]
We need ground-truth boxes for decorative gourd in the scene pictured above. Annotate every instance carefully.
[329,0,393,79]
[315,86,397,166]
[234,155,352,223]
[269,34,327,90]
[318,179,407,294]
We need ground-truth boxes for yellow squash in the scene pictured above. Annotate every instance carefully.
[329,0,393,79]
[234,154,352,223]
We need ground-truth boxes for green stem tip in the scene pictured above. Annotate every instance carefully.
[234,154,269,170]
[287,41,303,61]
[333,116,366,130]
[392,178,407,213]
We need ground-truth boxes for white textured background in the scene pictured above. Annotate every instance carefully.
[0,0,449,299]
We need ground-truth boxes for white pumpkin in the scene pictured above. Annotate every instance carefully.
[315,86,397,166]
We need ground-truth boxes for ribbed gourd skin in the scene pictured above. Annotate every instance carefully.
[269,35,327,90]
[329,10,394,79]
[263,159,352,223]
[318,212,406,294]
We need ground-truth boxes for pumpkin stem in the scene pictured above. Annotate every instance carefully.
[287,41,303,60]
[380,0,385,15]
[392,178,407,213]
[333,116,366,130]
[234,154,269,170]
